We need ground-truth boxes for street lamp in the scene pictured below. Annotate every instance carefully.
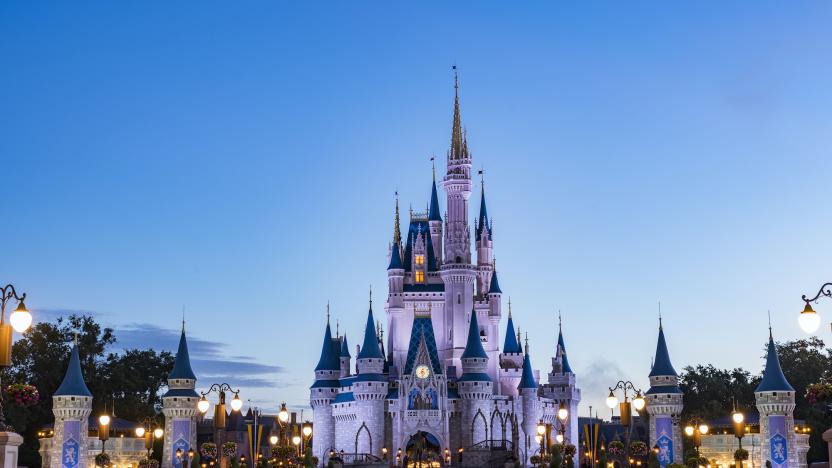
[799,283,831,333]
[732,408,746,467]
[98,413,111,455]
[0,283,33,430]
[197,383,242,445]
[277,402,290,445]
[136,416,164,460]
[606,381,644,428]
[684,421,709,457]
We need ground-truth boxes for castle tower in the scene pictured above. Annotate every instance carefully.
[351,299,388,457]
[498,304,523,396]
[475,181,493,297]
[755,328,801,468]
[440,69,478,374]
[339,334,351,378]
[541,315,581,445]
[310,313,340,466]
[161,326,199,468]
[459,310,493,447]
[50,343,92,468]
[517,339,542,467]
[646,320,683,467]
[428,167,443,263]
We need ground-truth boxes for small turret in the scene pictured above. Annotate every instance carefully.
[517,341,537,391]
[459,310,493,447]
[339,334,351,378]
[517,336,543,467]
[50,343,93,468]
[646,318,684,467]
[357,295,385,375]
[311,310,340,467]
[475,180,494,296]
[428,165,443,262]
[755,327,799,468]
[541,313,582,446]
[163,325,199,468]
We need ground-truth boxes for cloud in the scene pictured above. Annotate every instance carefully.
[35,308,106,324]
[577,357,629,416]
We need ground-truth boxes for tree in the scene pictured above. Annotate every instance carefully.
[679,365,758,421]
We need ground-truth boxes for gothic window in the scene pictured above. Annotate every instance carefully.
[415,255,425,266]
[415,271,425,283]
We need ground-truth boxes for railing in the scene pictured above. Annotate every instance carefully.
[335,452,384,464]
[468,439,513,450]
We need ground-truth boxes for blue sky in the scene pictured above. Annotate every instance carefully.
[2,1,831,416]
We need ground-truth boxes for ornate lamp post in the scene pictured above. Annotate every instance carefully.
[732,408,746,468]
[197,383,242,448]
[683,421,709,458]
[798,282,831,334]
[606,381,645,467]
[276,402,290,445]
[0,283,33,430]
[98,412,111,454]
[136,416,165,460]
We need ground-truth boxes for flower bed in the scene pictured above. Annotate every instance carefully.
[222,442,237,458]
[200,442,217,460]
[608,441,626,457]
[5,384,39,408]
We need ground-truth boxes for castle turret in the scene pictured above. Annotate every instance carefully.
[541,315,581,445]
[517,339,542,467]
[459,310,493,446]
[475,181,494,298]
[339,334,351,378]
[351,298,388,457]
[162,325,199,468]
[646,320,683,467]
[428,167,443,262]
[498,303,523,395]
[755,328,801,468]
[50,343,92,468]
[311,312,340,466]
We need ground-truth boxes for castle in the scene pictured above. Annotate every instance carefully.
[309,72,582,467]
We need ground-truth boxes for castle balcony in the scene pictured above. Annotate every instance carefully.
[403,409,443,425]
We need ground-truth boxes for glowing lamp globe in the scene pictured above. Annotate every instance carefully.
[197,397,210,413]
[154,428,164,439]
[135,427,146,438]
[537,421,546,436]
[10,300,32,333]
[278,404,290,423]
[606,391,618,409]
[269,435,278,445]
[302,425,312,437]
[684,426,694,437]
[230,394,243,412]
[535,435,542,444]
[633,395,646,411]
[698,424,709,435]
[292,435,301,446]
[556,434,564,444]
[799,303,821,334]
[99,414,111,426]
[732,412,744,424]
[558,407,569,421]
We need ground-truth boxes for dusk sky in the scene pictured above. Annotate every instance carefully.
[2,2,831,416]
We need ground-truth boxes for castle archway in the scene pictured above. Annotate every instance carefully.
[404,431,442,467]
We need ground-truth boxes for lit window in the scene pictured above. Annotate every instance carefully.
[415,271,425,283]
[415,255,425,266]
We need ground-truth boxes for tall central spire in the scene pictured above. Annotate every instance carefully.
[449,66,468,161]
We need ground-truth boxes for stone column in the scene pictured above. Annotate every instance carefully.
[0,432,22,468]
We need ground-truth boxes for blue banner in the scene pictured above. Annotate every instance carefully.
[768,415,788,468]
[61,420,81,468]
[172,419,191,468]
[655,416,674,468]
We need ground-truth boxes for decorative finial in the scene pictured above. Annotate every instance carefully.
[336,319,340,338]
[393,192,401,244]
[524,333,529,354]
[478,168,485,191]
[507,297,512,318]
[453,64,458,91]
[516,327,521,350]
[768,310,772,337]
[326,301,330,324]
[369,286,373,308]
[182,305,186,333]
[431,155,436,181]
[558,310,562,331]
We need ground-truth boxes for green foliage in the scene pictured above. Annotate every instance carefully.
[549,446,562,468]
[734,448,749,461]
[0,314,174,467]
[190,450,201,468]
[667,464,687,468]
[648,450,660,468]
[679,365,758,421]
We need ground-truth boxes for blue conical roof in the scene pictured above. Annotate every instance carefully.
[503,314,521,354]
[55,343,92,397]
[357,306,384,360]
[756,332,794,392]
[315,320,340,371]
[169,330,197,380]
[462,311,488,359]
[518,349,537,390]
[649,325,677,377]
[429,179,442,222]
[557,328,574,374]
[340,334,351,358]
[475,187,492,241]
[388,243,403,270]
[488,270,502,294]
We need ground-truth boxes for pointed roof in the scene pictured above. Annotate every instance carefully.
[340,334,351,358]
[462,311,488,359]
[476,185,492,241]
[488,269,502,294]
[55,343,92,397]
[388,242,403,270]
[648,322,678,377]
[169,329,197,380]
[518,344,537,390]
[557,322,574,374]
[404,314,443,374]
[756,331,795,392]
[448,67,469,161]
[503,311,521,354]
[357,304,384,360]
[429,176,442,222]
[314,318,340,372]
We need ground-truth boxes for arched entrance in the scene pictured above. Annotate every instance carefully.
[404,431,442,467]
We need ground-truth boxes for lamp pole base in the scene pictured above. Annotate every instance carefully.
[0,432,23,468]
